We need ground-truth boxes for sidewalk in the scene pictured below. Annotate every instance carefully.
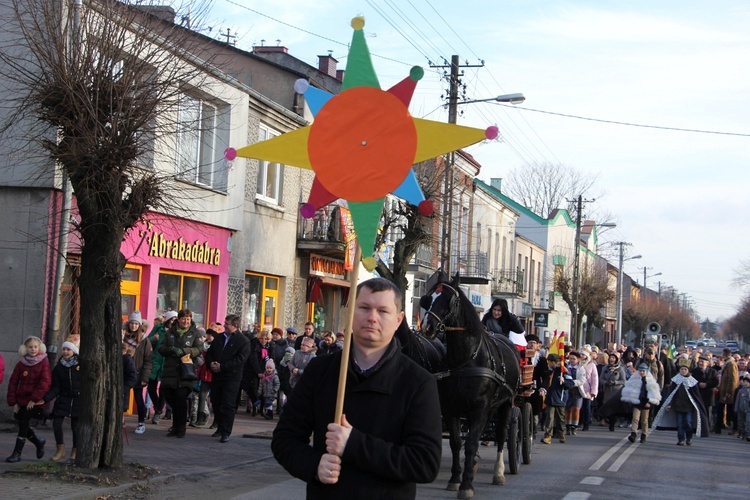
[0,410,280,499]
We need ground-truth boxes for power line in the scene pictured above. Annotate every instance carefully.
[493,104,750,137]
[221,0,415,66]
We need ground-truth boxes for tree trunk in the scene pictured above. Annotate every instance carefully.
[75,215,125,468]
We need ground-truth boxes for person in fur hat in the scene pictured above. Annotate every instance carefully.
[258,359,280,420]
[621,363,661,443]
[5,336,51,462]
[653,358,709,445]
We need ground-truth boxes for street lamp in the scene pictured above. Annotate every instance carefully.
[615,243,641,346]
[456,93,526,106]
[644,271,662,291]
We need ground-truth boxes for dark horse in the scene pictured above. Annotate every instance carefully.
[421,276,520,499]
[394,317,445,374]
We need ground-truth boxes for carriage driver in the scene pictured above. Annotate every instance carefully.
[271,277,443,499]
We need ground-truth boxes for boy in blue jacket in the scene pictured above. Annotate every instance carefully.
[541,353,576,444]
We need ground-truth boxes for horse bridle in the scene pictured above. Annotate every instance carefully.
[424,283,466,333]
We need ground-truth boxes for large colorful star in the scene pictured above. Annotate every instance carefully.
[224,17,497,270]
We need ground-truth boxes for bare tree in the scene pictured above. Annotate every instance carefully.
[503,161,617,228]
[374,160,437,308]
[623,295,701,342]
[731,258,750,290]
[0,0,217,468]
[723,296,750,344]
[553,255,613,344]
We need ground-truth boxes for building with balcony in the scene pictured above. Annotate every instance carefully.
[475,178,577,344]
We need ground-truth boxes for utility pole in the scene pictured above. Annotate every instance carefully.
[430,55,483,274]
[570,195,583,348]
[615,242,628,347]
[568,195,594,348]
[614,242,640,346]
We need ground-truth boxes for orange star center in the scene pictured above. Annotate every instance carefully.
[308,87,417,202]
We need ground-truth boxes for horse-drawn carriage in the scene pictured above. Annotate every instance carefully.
[420,275,539,499]
[476,349,537,473]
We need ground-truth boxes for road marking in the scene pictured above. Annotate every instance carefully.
[608,442,639,472]
[580,476,605,485]
[563,493,591,500]
[589,437,628,470]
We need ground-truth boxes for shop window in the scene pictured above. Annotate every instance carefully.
[157,272,211,328]
[176,93,228,191]
[256,126,284,205]
[244,273,279,332]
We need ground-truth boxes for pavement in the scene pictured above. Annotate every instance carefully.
[0,410,289,499]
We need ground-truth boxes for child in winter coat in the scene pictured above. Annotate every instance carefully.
[621,363,661,443]
[40,341,81,461]
[734,374,750,441]
[6,336,52,463]
[289,337,316,389]
[540,353,575,444]
[653,358,709,445]
[277,345,295,413]
[258,359,281,420]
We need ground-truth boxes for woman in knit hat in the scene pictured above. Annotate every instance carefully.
[5,336,51,462]
[40,341,81,461]
[123,311,153,435]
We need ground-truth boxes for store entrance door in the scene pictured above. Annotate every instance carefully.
[121,265,142,324]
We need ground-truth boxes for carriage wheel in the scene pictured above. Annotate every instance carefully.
[507,406,521,475]
[521,402,533,465]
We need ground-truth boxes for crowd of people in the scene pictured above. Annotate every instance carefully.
[3,290,750,499]
[0,305,353,462]
[531,338,750,446]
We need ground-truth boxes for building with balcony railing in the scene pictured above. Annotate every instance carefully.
[490,269,525,297]
[451,251,490,284]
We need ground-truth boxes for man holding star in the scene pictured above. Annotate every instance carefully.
[271,278,442,499]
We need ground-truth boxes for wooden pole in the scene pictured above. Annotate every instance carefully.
[334,244,362,424]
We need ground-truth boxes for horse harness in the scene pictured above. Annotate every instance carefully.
[429,283,514,398]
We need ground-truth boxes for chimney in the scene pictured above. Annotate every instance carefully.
[318,54,338,78]
[336,69,345,82]
[490,178,502,192]
[136,6,176,23]
[253,45,289,53]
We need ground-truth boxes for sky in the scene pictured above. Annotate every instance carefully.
[203,0,750,322]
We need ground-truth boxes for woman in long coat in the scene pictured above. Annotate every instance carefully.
[598,352,628,430]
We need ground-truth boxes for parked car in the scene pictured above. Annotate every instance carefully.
[726,340,739,353]
[706,339,717,348]
[685,340,698,349]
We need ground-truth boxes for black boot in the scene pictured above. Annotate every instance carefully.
[208,417,218,430]
[163,408,172,420]
[609,419,616,432]
[27,431,45,459]
[6,437,26,463]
